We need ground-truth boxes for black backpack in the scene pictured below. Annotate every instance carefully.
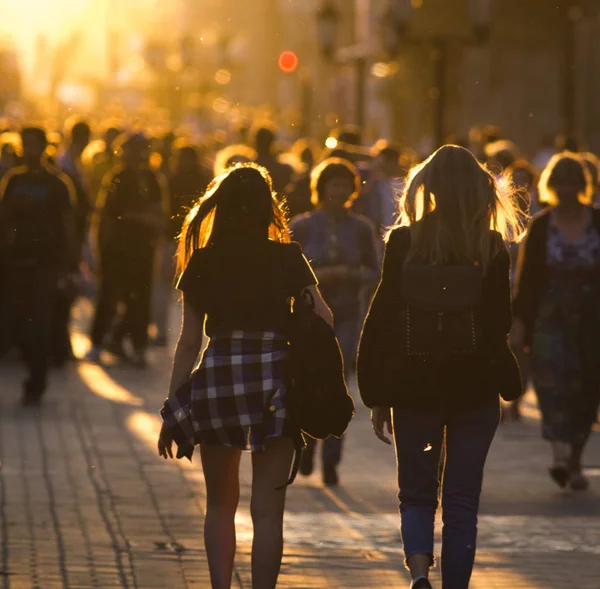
[399,263,484,358]
[287,290,355,439]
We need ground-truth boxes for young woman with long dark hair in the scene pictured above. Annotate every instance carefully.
[358,145,523,589]
[157,163,331,589]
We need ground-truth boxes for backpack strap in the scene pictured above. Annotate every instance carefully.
[276,430,306,489]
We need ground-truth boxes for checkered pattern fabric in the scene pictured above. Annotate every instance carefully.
[161,331,291,458]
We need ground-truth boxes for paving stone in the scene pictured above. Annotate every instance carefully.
[0,315,598,588]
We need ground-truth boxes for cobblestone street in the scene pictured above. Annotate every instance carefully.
[0,323,599,588]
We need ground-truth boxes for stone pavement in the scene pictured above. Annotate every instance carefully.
[0,327,599,588]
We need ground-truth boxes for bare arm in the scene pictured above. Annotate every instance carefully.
[168,296,206,396]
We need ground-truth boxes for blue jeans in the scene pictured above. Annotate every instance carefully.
[393,400,500,589]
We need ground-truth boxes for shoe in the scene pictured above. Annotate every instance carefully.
[569,472,589,491]
[21,394,42,407]
[299,449,314,476]
[549,464,570,489]
[411,578,432,589]
[83,347,102,363]
[22,379,44,407]
[323,463,339,487]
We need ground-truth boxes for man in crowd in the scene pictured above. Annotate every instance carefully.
[86,132,168,367]
[251,123,293,196]
[54,118,92,365]
[0,127,76,405]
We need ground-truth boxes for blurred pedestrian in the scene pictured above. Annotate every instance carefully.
[513,152,600,491]
[484,139,518,176]
[285,139,319,219]
[158,164,332,589]
[86,132,168,367]
[55,117,92,365]
[358,145,523,589]
[0,133,20,180]
[213,144,256,177]
[150,144,211,347]
[0,127,76,404]
[360,140,405,239]
[83,123,123,208]
[290,157,379,486]
[250,122,293,196]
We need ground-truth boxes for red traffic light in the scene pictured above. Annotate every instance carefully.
[278,51,298,73]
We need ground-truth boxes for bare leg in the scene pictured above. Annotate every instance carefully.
[250,437,294,589]
[200,444,242,589]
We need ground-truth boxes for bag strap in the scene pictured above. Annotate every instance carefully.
[276,430,306,489]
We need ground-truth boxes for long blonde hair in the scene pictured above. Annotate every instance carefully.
[387,144,524,269]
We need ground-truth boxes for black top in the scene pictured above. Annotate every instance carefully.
[177,240,317,337]
[357,227,521,412]
[513,207,600,346]
[0,165,74,268]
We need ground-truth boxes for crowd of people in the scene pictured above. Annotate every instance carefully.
[1,114,599,588]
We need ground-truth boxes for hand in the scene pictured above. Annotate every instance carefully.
[157,424,174,459]
[371,406,393,445]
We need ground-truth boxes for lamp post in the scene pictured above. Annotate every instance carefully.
[316,0,370,131]
[316,0,341,61]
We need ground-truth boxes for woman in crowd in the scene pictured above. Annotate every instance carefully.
[290,157,379,486]
[513,152,600,491]
[358,145,523,589]
[157,164,332,589]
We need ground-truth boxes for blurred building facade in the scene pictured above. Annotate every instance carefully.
[262,0,600,155]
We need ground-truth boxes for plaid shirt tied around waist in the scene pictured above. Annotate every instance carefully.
[160,331,291,459]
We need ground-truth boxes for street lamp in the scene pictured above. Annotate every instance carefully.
[316,1,341,60]
[382,0,414,58]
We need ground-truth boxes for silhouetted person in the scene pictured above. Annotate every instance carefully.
[158,163,332,589]
[0,134,19,180]
[250,123,293,196]
[360,140,405,238]
[286,139,319,219]
[86,133,168,367]
[513,153,600,492]
[85,124,123,208]
[151,144,211,346]
[359,145,523,589]
[54,118,92,365]
[0,127,76,404]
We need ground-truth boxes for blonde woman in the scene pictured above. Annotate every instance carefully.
[358,145,523,589]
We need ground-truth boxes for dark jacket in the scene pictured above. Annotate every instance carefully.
[357,227,521,412]
[513,206,600,346]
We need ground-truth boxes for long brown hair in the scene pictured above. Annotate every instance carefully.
[388,144,523,269]
[177,163,290,275]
